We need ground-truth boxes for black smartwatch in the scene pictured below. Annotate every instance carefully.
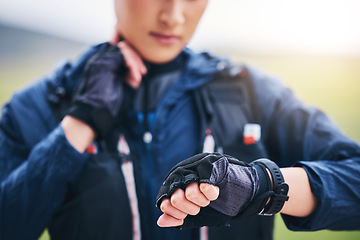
[251,159,289,216]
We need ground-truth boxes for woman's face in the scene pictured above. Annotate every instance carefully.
[114,0,208,63]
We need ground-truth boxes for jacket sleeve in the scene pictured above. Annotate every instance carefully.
[0,43,105,240]
[0,55,101,240]
[248,66,360,231]
[0,103,88,240]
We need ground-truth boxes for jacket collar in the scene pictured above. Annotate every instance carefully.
[66,43,228,93]
[181,48,228,90]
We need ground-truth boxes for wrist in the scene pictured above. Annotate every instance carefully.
[61,116,95,153]
[279,167,318,217]
[67,102,114,138]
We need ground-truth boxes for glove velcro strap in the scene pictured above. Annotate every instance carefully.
[233,163,273,218]
[67,102,114,138]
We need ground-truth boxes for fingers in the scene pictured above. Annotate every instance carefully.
[185,182,210,207]
[200,183,220,201]
[108,28,147,89]
[171,188,201,216]
[159,198,188,220]
[117,41,147,89]
[157,213,184,227]
[158,182,219,227]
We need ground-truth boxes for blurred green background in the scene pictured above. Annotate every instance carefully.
[1,24,359,240]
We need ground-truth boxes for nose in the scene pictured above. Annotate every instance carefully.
[159,0,185,27]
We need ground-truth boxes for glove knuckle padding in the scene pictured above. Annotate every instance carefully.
[156,152,260,228]
[209,157,258,216]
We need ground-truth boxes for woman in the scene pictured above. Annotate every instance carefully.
[0,0,359,239]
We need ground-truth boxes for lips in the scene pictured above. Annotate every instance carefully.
[150,32,181,46]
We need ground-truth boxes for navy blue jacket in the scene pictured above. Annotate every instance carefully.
[1,43,360,240]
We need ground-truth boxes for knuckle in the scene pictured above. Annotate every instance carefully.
[170,194,183,207]
[185,189,198,201]
[160,199,170,212]
[200,183,211,193]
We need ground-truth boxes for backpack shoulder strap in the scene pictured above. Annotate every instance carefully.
[193,62,266,160]
[193,62,274,240]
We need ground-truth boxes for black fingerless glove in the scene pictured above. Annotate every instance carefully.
[156,153,289,228]
[67,43,126,138]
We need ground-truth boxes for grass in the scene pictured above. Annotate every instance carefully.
[1,52,360,240]
[274,215,360,240]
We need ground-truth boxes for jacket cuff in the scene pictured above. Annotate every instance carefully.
[281,162,331,231]
[30,124,89,183]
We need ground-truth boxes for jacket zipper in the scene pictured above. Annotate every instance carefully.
[143,77,152,144]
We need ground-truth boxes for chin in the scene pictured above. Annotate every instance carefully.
[141,49,183,64]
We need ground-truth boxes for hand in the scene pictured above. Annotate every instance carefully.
[110,31,147,89]
[67,29,148,138]
[67,43,126,138]
[157,182,219,227]
[156,153,260,228]
[156,153,289,228]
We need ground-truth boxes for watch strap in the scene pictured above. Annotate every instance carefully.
[251,159,289,216]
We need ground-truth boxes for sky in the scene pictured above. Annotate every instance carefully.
[1,0,360,57]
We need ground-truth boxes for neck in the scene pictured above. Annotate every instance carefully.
[144,51,186,75]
